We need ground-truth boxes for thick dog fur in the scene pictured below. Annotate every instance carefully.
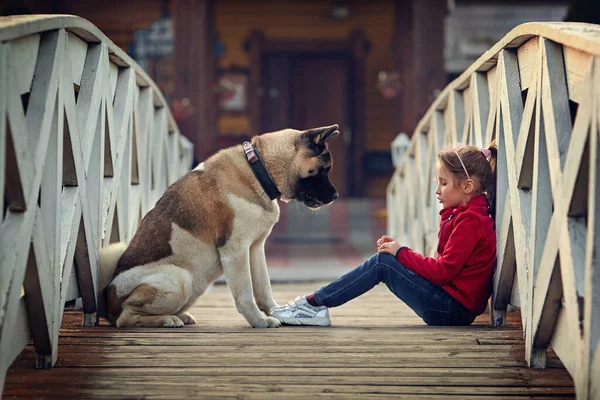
[99,125,340,328]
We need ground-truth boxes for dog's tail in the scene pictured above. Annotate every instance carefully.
[98,242,127,290]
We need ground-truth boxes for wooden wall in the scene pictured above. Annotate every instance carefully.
[2,0,398,196]
[215,0,397,196]
[68,0,166,50]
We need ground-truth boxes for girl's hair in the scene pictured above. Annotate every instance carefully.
[437,141,498,217]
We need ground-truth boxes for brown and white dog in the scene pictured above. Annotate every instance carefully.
[98,125,340,328]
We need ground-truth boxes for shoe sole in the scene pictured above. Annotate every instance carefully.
[277,316,331,326]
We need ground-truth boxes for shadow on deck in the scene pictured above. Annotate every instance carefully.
[5,282,574,399]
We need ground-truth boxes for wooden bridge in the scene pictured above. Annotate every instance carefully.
[0,15,599,399]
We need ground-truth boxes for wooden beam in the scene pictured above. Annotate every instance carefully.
[394,0,446,138]
[23,243,53,367]
[245,30,264,137]
[349,29,369,197]
[173,0,216,163]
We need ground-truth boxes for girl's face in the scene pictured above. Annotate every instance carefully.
[435,162,471,209]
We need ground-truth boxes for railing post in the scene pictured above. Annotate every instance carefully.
[391,133,410,168]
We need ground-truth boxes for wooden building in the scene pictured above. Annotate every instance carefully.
[1,0,571,196]
[2,0,450,197]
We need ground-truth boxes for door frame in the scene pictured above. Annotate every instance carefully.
[244,30,370,196]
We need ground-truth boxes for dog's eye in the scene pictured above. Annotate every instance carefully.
[308,169,315,175]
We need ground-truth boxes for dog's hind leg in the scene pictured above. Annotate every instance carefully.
[176,311,197,325]
[115,267,194,328]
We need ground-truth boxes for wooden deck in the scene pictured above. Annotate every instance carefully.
[4,282,574,399]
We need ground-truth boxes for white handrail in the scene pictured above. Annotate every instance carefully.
[387,22,600,399]
[0,15,193,394]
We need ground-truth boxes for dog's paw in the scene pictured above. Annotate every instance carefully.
[252,316,282,328]
[259,301,280,316]
[162,315,185,328]
[177,312,197,325]
[266,316,282,328]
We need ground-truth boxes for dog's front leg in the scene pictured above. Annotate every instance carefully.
[250,236,279,315]
[219,246,281,328]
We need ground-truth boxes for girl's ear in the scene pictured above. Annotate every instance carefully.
[462,178,476,194]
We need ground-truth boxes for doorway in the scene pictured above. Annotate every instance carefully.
[261,53,351,196]
[245,31,369,196]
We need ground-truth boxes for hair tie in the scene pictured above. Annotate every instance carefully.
[481,148,491,158]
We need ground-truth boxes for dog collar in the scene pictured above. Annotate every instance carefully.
[242,141,281,200]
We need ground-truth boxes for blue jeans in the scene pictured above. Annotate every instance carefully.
[313,253,474,326]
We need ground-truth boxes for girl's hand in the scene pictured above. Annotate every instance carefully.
[377,238,401,256]
[376,235,395,248]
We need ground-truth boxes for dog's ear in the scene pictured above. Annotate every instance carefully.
[303,125,340,146]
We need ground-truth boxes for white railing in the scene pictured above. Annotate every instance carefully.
[0,15,193,393]
[387,22,600,399]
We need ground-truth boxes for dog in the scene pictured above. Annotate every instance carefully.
[98,124,340,328]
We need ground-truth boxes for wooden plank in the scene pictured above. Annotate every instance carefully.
[541,39,573,186]
[3,101,27,212]
[526,36,562,369]
[449,90,465,144]
[584,57,600,400]
[498,49,533,330]
[66,32,87,87]
[85,81,105,250]
[484,65,499,146]
[536,38,584,367]
[24,211,57,367]
[493,214,516,317]
[118,117,132,243]
[563,46,593,105]
[137,87,153,214]
[112,67,134,148]
[9,33,40,96]
[103,66,135,245]
[4,282,574,398]
[461,86,473,144]
[471,72,489,148]
[515,40,539,190]
[2,383,575,398]
[25,30,63,190]
[76,42,103,169]
[550,306,579,380]
[108,61,117,103]
[40,61,62,367]
[509,276,520,309]
[4,373,574,390]
[517,37,539,92]
[3,367,574,385]
[53,337,518,346]
[531,258,562,354]
[61,47,100,327]
[73,216,97,324]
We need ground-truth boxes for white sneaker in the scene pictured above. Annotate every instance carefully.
[270,296,331,326]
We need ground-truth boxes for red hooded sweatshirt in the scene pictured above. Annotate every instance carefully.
[396,194,496,316]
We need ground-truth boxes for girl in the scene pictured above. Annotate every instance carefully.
[271,142,498,326]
